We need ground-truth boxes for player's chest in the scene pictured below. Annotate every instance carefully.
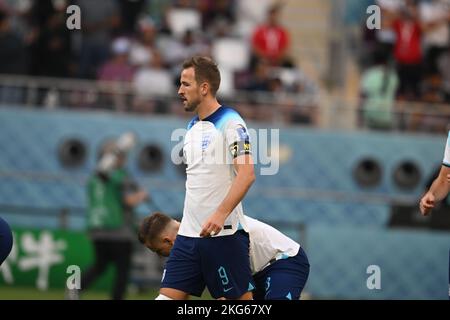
[183,123,225,163]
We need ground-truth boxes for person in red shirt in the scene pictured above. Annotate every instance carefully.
[251,4,292,68]
[391,1,423,100]
[388,0,449,101]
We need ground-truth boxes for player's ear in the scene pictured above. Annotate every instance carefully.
[200,82,209,96]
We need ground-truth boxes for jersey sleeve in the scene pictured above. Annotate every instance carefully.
[223,118,252,159]
[443,132,450,167]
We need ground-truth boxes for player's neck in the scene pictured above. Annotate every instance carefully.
[197,97,221,120]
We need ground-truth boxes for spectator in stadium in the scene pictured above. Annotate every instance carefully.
[198,0,236,38]
[97,37,135,111]
[438,47,450,103]
[419,0,450,82]
[76,135,149,300]
[245,58,272,92]
[139,212,309,300]
[97,37,135,82]
[0,9,27,74]
[0,0,33,39]
[251,3,293,68]
[161,29,210,83]
[385,0,449,101]
[154,56,255,300]
[420,131,450,216]
[33,10,71,78]
[76,0,121,79]
[129,17,159,68]
[26,0,71,78]
[359,49,399,130]
[0,9,27,104]
[0,216,13,266]
[132,51,173,113]
[117,0,146,36]
[389,0,424,101]
[374,0,404,58]
[141,0,172,32]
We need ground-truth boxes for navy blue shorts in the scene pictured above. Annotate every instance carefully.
[253,247,310,300]
[0,217,13,266]
[161,230,254,299]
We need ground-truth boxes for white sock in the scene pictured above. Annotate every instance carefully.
[155,294,173,300]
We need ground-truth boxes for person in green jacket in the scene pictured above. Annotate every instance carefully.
[80,138,148,300]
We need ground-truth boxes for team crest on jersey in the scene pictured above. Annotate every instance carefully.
[201,133,213,150]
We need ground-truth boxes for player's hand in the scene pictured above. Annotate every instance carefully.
[200,211,226,237]
[419,192,435,216]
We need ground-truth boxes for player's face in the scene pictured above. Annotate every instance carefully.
[146,239,173,257]
[178,67,202,112]
[146,230,177,257]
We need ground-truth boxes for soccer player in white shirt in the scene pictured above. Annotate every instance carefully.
[139,212,310,300]
[420,131,450,215]
[154,56,256,300]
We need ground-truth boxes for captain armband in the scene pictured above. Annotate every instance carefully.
[229,141,252,159]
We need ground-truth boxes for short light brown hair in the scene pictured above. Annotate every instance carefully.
[182,56,221,96]
[138,212,172,244]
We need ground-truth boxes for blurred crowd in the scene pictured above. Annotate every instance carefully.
[0,0,317,124]
[359,0,450,131]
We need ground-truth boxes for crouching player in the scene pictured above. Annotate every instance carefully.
[139,212,310,300]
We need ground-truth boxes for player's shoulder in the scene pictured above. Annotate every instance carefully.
[211,106,246,131]
[188,106,246,131]
[444,131,450,146]
[221,106,244,120]
[187,115,199,130]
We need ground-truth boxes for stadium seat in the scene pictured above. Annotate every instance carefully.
[216,66,235,98]
[212,38,250,72]
[133,69,173,97]
[166,8,201,38]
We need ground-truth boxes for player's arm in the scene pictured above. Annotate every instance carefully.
[124,190,148,207]
[420,165,450,216]
[217,155,255,215]
[200,155,255,237]
[121,177,149,207]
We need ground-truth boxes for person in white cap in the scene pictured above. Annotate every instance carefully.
[97,37,135,83]
[72,133,149,300]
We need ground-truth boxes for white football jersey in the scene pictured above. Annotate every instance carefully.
[245,216,300,275]
[443,131,450,167]
[178,106,252,237]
